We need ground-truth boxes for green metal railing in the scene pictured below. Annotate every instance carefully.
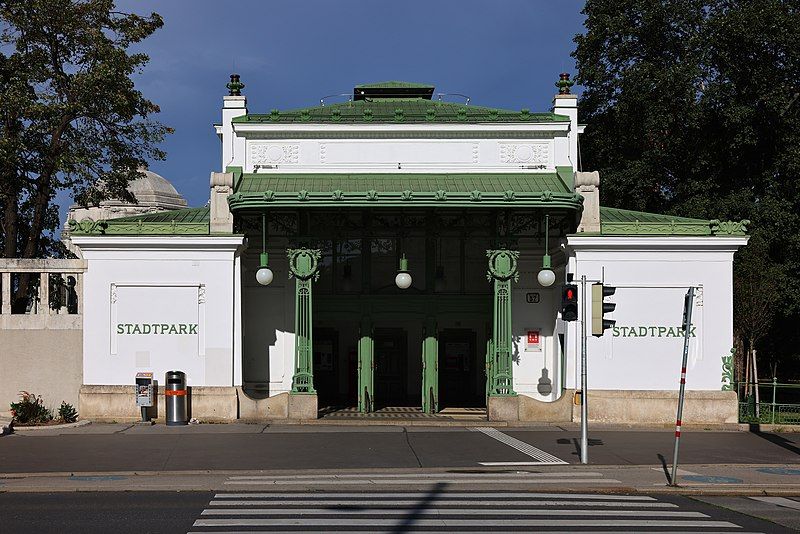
[737,379,800,425]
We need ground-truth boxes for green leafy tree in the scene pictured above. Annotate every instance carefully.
[0,0,168,264]
[574,0,800,378]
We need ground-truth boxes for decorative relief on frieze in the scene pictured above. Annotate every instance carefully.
[472,143,479,164]
[198,285,206,304]
[319,143,327,164]
[695,285,704,307]
[499,143,549,166]
[249,143,299,165]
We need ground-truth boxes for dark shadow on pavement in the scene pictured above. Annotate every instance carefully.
[748,424,800,456]
[391,481,446,533]
[565,437,604,457]
[657,453,672,485]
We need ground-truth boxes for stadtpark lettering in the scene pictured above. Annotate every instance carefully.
[116,323,198,335]
[612,325,697,338]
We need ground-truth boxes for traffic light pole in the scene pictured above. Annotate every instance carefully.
[580,275,588,464]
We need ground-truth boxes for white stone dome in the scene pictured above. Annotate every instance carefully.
[125,169,187,210]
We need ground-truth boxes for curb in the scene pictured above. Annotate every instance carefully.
[8,420,91,432]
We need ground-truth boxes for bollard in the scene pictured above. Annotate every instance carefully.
[165,370,188,426]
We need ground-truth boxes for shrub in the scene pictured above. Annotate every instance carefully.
[9,391,53,424]
[58,401,78,423]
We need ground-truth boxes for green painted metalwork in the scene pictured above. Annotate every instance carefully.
[67,216,210,236]
[229,172,584,211]
[722,348,735,391]
[226,73,244,96]
[288,248,322,394]
[487,249,519,397]
[232,99,569,125]
[421,316,439,414]
[485,338,494,398]
[357,316,374,413]
[555,72,574,95]
[598,207,749,236]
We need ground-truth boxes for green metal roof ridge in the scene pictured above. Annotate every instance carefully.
[233,99,569,124]
[599,206,749,236]
[355,81,434,89]
[67,207,211,236]
[102,206,210,224]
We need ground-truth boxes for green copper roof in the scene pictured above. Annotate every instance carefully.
[354,81,434,89]
[233,99,568,125]
[599,207,749,236]
[67,207,211,236]
[228,171,583,211]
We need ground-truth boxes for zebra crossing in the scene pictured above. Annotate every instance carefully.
[188,490,758,532]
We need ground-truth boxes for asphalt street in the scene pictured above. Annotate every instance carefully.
[0,489,795,533]
[1,424,798,472]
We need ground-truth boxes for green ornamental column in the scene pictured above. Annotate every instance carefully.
[487,249,519,396]
[421,316,439,414]
[288,248,322,394]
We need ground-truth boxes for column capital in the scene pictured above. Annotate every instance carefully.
[287,248,322,281]
[486,249,519,282]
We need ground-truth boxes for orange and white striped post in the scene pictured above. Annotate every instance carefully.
[670,286,695,486]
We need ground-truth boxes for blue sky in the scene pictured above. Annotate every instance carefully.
[65,0,586,212]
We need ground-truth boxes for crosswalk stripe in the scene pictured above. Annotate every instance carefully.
[228,470,603,480]
[749,496,800,510]
[200,508,707,517]
[192,518,740,528]
[471,427,568,464]
[190,531,760,534]
[223,477,621,485]
[213,492,656,500]
[208,499,678,507]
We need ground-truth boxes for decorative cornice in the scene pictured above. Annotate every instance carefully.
[600,218,749,236]
[228,190,584,211]
[67,217,209,236]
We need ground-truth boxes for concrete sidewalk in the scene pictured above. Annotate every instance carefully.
[2,464,800,496]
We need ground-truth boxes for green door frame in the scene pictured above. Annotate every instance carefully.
[357,316,374,413]
[421,316,438,414]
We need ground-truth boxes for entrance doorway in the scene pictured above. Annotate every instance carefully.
[373,328,411,408]
[438,329,482,408]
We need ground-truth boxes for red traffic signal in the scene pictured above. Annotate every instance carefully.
[561,284,579,321]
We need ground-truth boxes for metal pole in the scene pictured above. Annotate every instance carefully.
[580,275,588,464]
[772,376,777,424]
[753,349,760,419]
[670,286,695,486]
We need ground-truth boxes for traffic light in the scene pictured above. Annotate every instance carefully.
[561,284,578,321]
[591,283,616,336]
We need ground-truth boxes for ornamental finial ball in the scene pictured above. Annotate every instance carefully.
[555,72,574,95]
[227,73,245,96]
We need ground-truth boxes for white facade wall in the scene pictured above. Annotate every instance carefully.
[565,236,747,393]
[72,236,245,388]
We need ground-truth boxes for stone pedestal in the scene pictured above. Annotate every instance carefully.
[488,395,520,422]
[288,393,318,420]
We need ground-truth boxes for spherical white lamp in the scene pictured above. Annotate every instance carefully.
[256,252,273,286]
[537,254,556,287]
[395,254,412,289]
[537,268,556,287]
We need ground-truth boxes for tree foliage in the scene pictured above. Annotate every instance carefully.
[574,0,800,377]
[0,0,168,259]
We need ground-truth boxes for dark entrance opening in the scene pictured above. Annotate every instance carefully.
[374,327,411,408]
[438,329,482,408]
[313,327,340,408]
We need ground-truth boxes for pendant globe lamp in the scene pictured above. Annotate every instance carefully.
[537,214,556,287]
[395,254,412,289]
[255,212,274,286]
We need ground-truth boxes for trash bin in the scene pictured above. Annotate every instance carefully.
[165,370,188,426]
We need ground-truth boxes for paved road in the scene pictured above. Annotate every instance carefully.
[1,424,798,472]
[1,488,795,533]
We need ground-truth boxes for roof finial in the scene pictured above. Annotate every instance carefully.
[555,72,574,95]
[227,73,244,96]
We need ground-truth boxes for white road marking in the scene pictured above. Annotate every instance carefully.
[192,518,741,528]
[208,499,678,507]
[651,467,700,475]
[750,496,800,510]
[479,461,567,466]
[200,508,707,517]
[226,471,599,480]
[224,477,622,485]
[213,492,656,500]
[471,426,568,464]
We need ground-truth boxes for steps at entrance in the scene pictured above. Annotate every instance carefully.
[318,406,488,423]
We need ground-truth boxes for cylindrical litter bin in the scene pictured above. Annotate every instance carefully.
[165,370,188,426]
